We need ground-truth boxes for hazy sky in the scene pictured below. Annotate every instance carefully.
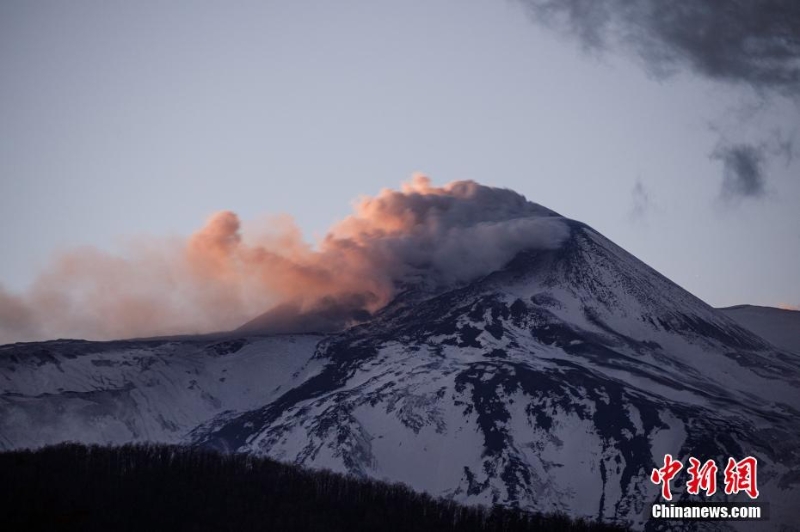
[1,0,799,311]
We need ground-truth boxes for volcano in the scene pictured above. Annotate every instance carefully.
[1,212,798,530]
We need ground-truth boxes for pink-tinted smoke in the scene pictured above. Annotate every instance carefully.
[0,176,568,343]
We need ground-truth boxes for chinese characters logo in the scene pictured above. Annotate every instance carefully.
[650,454,759,501]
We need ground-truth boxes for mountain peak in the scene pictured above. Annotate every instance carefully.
[3,209,799,530]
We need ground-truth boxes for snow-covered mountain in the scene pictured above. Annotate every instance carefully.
[0,334,323,449]
[2,218,799,531]
[718,305,800,355]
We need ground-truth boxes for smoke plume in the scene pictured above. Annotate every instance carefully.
[0,176,569,344]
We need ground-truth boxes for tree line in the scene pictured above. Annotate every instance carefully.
[0,443,628,532]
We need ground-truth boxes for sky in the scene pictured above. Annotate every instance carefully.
[1,0,799,336]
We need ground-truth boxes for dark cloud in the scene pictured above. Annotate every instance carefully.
[518,0,800,92]
[711,143,766,199]
[520,0,799,204]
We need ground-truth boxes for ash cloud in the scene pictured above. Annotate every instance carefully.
[0,176,569,344]
[518,0,800,91]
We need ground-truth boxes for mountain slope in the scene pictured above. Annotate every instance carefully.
[718,305,800,355]
[192,220,800,530]
[0,334,322,449]
[2,218,799,530]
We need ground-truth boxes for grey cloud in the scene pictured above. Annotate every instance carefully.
[771,129,796,165]
[711,143,766,199]
[518,0,800,92]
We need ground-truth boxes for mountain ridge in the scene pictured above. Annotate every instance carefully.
[1,216,798,531]
[717,304,800,355]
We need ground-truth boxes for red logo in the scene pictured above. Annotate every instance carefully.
[723,456,760,499]
[650,455,759,500]
[686,457,718,496]
[651,454,683,501]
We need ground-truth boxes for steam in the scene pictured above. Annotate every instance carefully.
[0,176,569,344]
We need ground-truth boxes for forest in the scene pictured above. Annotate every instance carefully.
[0,443,628,531]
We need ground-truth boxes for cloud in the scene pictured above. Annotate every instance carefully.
[771,128,796,165]
[777,303,799,311]
[710,143,767,200]
[0,176,570,344]
[628,179,650,220]
[518,0,800,92]
[518,1,800,206]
